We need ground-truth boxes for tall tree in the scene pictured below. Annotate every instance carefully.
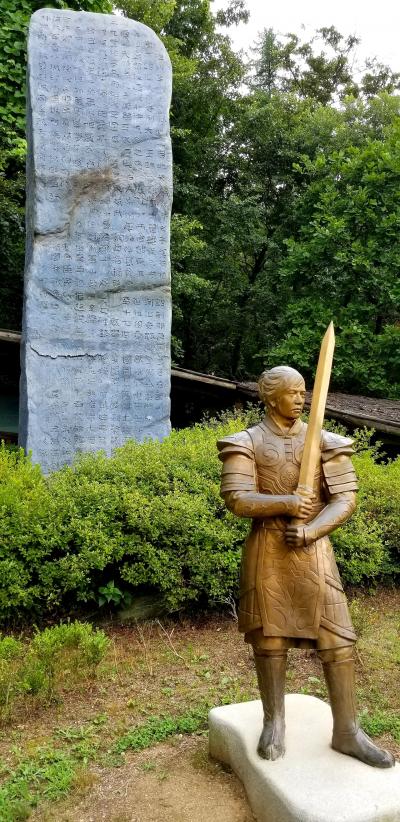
[252,26,400,103]
[263,124,400,398]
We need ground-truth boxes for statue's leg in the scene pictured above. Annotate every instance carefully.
[254,650,287,761]
[319,646,395,768]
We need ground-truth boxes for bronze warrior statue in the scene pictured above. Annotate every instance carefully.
[217,364,395,768]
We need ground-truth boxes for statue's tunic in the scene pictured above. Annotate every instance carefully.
[217,417,357,644]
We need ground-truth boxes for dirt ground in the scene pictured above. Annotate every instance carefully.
[34,737,255,822]
[2,590,399,821]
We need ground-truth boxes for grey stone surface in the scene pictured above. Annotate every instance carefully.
[209,695,400,822]
[20,8,172,473]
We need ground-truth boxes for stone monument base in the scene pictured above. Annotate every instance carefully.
[209,695,400,822]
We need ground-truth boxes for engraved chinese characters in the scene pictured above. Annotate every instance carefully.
[19,9,172,473]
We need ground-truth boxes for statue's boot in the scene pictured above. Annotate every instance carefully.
[321,648,395,768]
[254,651,287,761]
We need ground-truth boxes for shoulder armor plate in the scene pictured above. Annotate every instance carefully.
[322,453,358,495]
[217,431,257,493]
[320,429,354,461]
[217,430,254,460]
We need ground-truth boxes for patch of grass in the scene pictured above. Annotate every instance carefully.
[0,745,77,821]
[360,710,400,743]
[355,593,399,717]
[139,761,157,772]
[299,675,327,699]
[349,598,373,638]
[0,715,110,819]
[0,706,210,818]
[112,709,207,756]
[71,766,98,796]
[54,714,108,764]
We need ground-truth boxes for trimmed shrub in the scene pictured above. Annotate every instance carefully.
[0,622,109,720]
[0,413,397,621]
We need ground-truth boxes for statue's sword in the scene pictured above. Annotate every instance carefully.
[295,322,335,509]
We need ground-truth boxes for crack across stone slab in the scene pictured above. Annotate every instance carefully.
[34,227,68,240]
[79,282,172,299]
[38,283,171,301]
[29,345,104,359]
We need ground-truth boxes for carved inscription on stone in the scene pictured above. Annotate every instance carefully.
[20,9,172,472]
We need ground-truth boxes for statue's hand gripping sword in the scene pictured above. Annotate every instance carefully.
[292,322,335,525]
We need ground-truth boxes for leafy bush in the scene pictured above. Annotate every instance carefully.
[0,622,109,720]
[0,414,398,622]
[26,622,110,694]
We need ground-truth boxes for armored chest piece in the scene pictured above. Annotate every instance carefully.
[256,430,305,496]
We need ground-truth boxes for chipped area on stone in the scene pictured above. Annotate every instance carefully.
[20,9,172,473]
[209,695,400,822]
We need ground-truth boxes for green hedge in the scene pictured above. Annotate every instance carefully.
[0,413,398,621]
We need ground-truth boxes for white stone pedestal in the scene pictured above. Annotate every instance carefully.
[209,695,400,822]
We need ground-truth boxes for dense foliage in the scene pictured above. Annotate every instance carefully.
[264,126,400,395]
[0,415,398,622]
[0,1,399,395]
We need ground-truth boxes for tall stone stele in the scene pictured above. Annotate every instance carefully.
[19,9,173,473]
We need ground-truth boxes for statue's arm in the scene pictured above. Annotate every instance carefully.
[301,490,356,544]
[223,489,311,519]
[286,453,358,547]
[217,434,312,519]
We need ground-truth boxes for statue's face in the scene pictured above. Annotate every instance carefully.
[271,378,306,422]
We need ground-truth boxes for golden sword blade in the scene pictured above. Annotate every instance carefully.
[297,321,335,497]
